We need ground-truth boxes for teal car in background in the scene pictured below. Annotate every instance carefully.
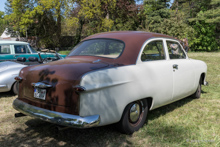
[0,41,66,62]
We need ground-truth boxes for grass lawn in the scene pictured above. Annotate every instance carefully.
[0,52,219,147]
[59,50,71,55]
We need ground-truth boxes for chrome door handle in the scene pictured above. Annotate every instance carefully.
[173,64,178,69]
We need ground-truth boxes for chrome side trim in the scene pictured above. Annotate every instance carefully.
[0,85,7,88]
[31,82,52,88]
[13,99,100,128]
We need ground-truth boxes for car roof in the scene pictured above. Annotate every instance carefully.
[82,31,175,65]
[83,31,173,41]
[0,41,29,45]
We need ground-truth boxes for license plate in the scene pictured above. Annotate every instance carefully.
[34,88,46,100]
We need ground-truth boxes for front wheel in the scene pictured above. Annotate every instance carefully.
[117,99,148,134]
[12,82,19,95]
[192,78,202,98]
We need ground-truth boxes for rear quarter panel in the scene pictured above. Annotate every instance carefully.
[79,63,173,126]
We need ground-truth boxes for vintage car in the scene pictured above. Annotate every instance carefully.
[0,41,66,62]
[13,31,208,134]
[0,52,63,94]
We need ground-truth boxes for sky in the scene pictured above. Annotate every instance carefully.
[0,0,6,12]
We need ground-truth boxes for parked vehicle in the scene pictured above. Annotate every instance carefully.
[0,41,66,62]
[0,52,62,94]
[13,31,208,134]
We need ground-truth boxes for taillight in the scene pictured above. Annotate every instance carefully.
[73,85,86,93]
[14,76,23,82]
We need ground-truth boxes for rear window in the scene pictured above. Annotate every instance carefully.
[68,39,124,58]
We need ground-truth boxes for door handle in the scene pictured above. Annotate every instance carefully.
[173,64,178,69]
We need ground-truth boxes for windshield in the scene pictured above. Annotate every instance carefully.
[68,39,124,58]
[28,45,37,53]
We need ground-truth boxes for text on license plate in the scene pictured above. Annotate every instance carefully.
[34,88,46,100]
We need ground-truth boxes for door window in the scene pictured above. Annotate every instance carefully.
[166,41,186,59]
[141,40,165,61]
[0,45,11,54]
[14,45,30,54]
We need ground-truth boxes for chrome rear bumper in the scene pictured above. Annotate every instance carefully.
[13,99,100,128]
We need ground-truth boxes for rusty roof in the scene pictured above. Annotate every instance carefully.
[81,31,174,65]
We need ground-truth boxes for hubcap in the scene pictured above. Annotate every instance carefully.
[129,103,141,123]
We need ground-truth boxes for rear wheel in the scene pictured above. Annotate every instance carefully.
[118,99,148,134]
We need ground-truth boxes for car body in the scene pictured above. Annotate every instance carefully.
[13,31,208,134]
[0,61,26,94]
[0,41,66,62]
[0,52,63,94]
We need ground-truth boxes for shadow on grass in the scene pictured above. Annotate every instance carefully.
[0,92,16,98]
[0,96,197,147]
[144,96,196,145]
[201,90,207,94]
[0,119,128,147]
[148,96,194,120]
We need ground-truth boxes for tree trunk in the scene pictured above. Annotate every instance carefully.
[56,7,61,48]
[74,17,84,46]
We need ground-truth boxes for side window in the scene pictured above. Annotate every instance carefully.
[141,40,165,61]
[0,45,11,54]
[14,45,29,54]
[166,41,186,59]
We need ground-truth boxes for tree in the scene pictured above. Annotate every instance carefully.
[144,0,171,32]
[0,11,7,35]
[65,0,144,45]
[187,0,220,51]
[5,0,70,48]
[190,21,218,51]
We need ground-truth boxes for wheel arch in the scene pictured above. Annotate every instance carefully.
[10,81,18,94]
[146,97,153,110]
[200,73,206,85]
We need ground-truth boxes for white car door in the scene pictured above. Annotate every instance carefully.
[136,39,174,109]
[165,40,196,100]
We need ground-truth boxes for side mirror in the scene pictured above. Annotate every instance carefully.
[28,57,39,62]
[17,57,26,62]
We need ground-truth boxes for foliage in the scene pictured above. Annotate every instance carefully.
[0,11,7,35]
[171,0,220,51]
[3,0,220,51]
[5,0,72,48]
[78,0,116,34]
[190,20,219,51]
[159,11,195,41]
[143,0,195,41]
